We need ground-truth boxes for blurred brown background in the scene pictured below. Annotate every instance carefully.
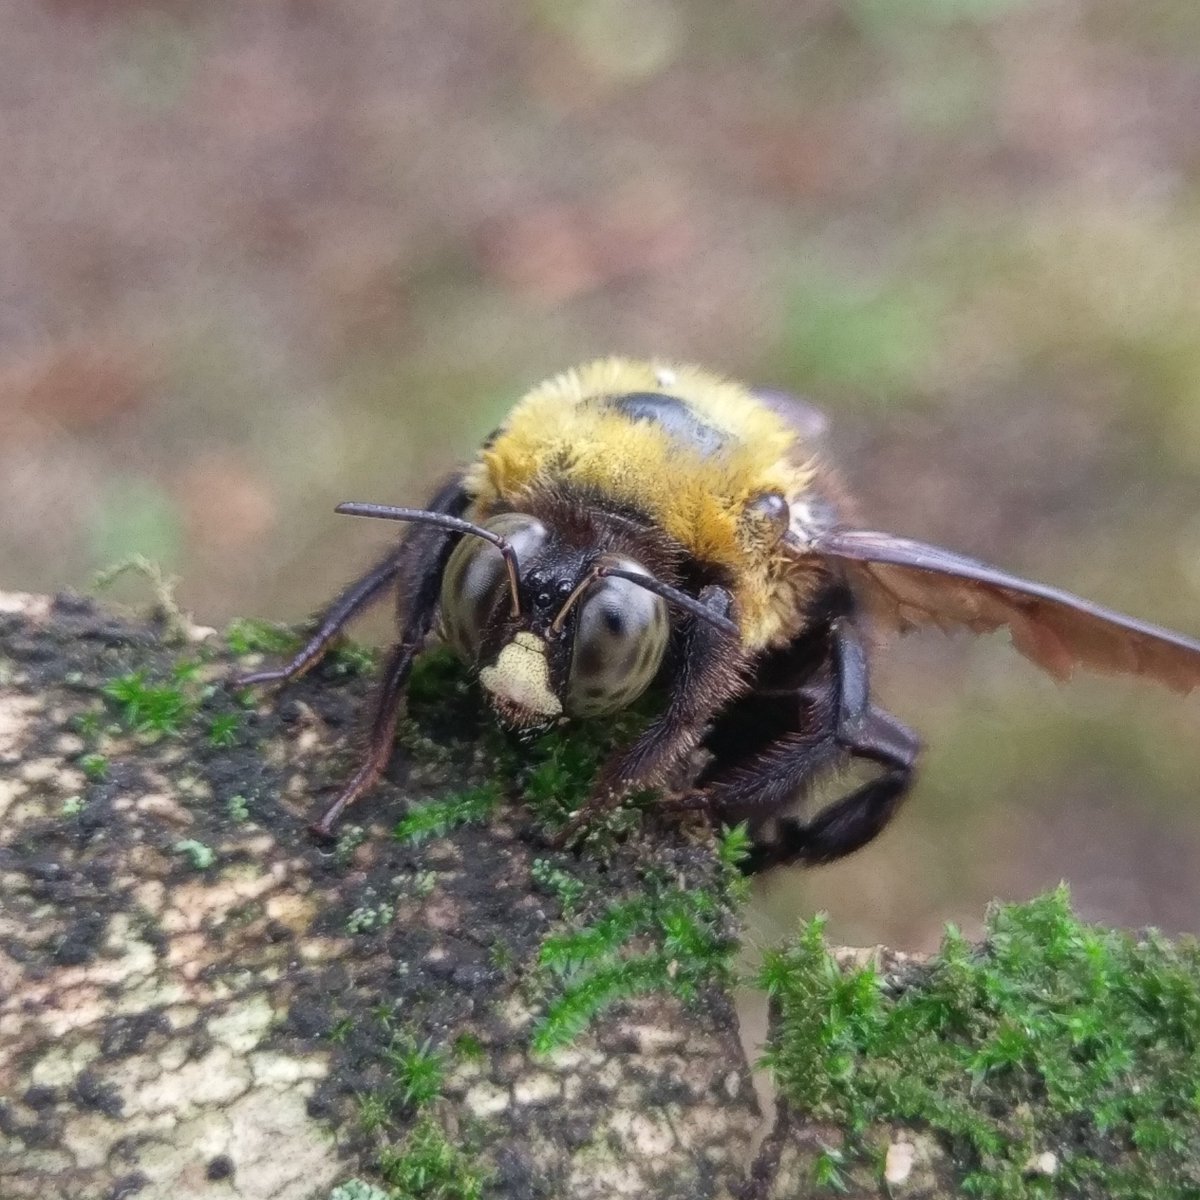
[3,0,1199,951]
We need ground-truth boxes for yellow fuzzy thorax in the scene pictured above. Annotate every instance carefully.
[461,358,820,649]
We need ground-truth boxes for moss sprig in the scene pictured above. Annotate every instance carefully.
[346,1021,489,1200]
[394,784,501,845]
[533,881,736,1054]
[103,670,194,734]
[225,617,303,657]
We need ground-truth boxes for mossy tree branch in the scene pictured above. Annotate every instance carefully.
[2,592,1198,1200]
[0,592,757,1200]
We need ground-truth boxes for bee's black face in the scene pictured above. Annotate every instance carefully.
[438,513,669,726]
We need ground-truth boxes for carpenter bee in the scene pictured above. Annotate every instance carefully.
[238,359,1200,869]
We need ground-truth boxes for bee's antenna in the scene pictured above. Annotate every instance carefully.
[335,502,522,615]
[599,566,740,638]
[549,564,604,634]
[549,559,739,639]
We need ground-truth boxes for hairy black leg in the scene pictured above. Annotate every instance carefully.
[699,617,920,871]
[554,584,744,844]
[233,550,412,688]
[310,499,468,835]
[694,602,857,814]
[310,640,415,836]
[744,704,918,871]
[601,584,744,789]
[234,477,469,688]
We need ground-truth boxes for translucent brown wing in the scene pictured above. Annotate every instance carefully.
[809,528,1200,694]
[751,387,830,445]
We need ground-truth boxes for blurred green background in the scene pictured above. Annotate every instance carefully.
[3,0,1199,950]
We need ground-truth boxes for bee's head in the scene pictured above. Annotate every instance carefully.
[437,512,674,730]
[334,501,737,732]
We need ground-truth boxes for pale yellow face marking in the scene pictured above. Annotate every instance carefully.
[478,631,563,717]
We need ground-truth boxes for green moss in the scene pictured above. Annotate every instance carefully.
[394,784,501,845]
[762,887,1200,1198]
[812,1146,848,1191]
[532,879,737,1054]
[171,658,203,684]
[406,871,438,897]
[405,645,472,707]
[328,641,379,677]
[377,1114,488,1200]
[336,823,369,859]
[348,1021,489,1200]
[225,617,303,657]
[328,1016,355,1044]
[226,793,250,822]
[330,1182,392,1200]
[103,670,193,733]
[716,822,753,904]
[347,902,395,934]
[507,723,618,829]
[497,703,658,857]
[487,937,516,973]
[71,709,103,741]
[397,645,657,852]
[173,839,216,870]
[359,1092,392,1134]
[385,1038,445,1110]
[207,712,241,747]
[80,752,109,781]
[530,858,586,917]
[101,652,250,769]
[452,1033,484,1063]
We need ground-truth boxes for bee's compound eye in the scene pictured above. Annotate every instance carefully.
[440,514,547,663]
[566,560,669,717]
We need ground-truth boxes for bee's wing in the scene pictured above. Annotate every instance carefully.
[751,388,830,445]
[808,528,1200,694]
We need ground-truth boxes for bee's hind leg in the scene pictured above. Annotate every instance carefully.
[746,704,918,872]
[696,617,920,872]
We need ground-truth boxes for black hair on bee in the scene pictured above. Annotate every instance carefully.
[236,359,1200,869]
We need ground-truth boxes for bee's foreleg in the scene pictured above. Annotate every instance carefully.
[277,478,471,836]
[551,584,745,847]
[310,636,422,838]
[233,475,469,689]
[596,583,745,795]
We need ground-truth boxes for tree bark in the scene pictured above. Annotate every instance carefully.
[4,590,1120,1200]
[0,591,765,1200]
